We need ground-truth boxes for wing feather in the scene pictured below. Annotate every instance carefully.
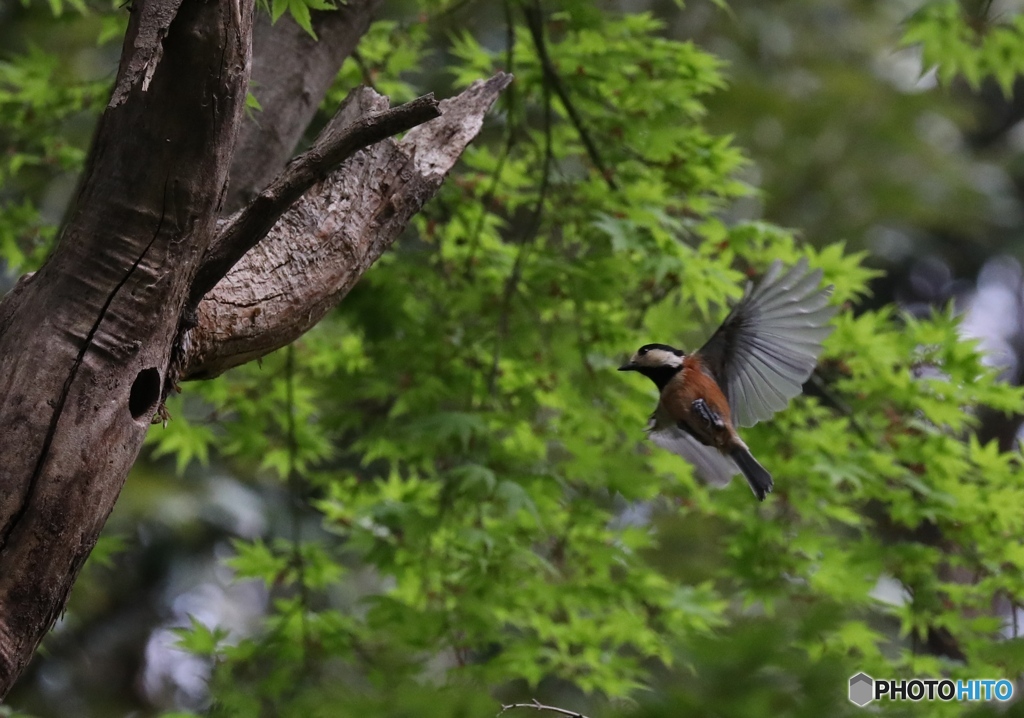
[647,407,739,487]
[698,258,837,427]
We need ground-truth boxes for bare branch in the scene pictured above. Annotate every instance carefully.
[226,0,385,211]
[499,700,591,718]
[108,0,186,107]
[182,73,513,379]
[521,2,617,191]
[190,91,441,305]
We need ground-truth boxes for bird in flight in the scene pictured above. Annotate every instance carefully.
[618,259,836,500]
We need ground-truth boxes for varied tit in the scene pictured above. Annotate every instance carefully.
[619,259,836,501]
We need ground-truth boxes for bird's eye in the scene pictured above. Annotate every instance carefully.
[639,347,649,356]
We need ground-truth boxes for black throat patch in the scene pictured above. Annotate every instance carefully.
[637,364,683,392]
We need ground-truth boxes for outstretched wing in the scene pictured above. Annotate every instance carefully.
[697,259,836,428]
[647,406,739,487]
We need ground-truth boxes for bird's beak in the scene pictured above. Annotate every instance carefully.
[618,362,637,372]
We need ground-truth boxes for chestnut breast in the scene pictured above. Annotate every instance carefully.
[660,354,736,448]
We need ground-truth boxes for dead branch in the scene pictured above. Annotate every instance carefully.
[191,91,441,304]
[226,0,385,211]
[182,73,513,379]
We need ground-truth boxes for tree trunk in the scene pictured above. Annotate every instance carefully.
[0,0,508,697]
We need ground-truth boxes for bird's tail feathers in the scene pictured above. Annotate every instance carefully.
[730,447,773,501]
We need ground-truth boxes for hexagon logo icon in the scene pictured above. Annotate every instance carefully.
[849,673,874,707]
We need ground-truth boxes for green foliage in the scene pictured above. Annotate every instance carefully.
[0,706,39,718]
[83,533,128,570]
[333,20,431,103]
[696,1,997,260]
[903,1,1024,96]
[132,4,1024,715]
[5,0,1024,716]
[174,615,231,658]
[0,44,105,271]
[20,0,87,18]
[266,0,336,39]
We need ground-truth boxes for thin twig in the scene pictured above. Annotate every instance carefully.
[571,294,597,383]
[807,369,870,440]
[487,52,554,395]
[432,0,477,19]
[285,344,312,669]
[463,0,519,276]
[349,49,378,91]
[521,0,618,191]
[498,699,591,718]
[190,91,441,304]
[1013,599,1019,639]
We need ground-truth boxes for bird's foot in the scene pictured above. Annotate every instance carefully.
[692,398,725,430]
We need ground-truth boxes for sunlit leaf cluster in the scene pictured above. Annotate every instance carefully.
[903,0,1024,96]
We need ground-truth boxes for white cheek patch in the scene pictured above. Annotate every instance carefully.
[643,349,682,368]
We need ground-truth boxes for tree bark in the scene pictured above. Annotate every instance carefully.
[0,0,508,698]
[184,74,512,379]
[0,0,254,693]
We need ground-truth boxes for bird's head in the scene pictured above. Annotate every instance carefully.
[618,344,685,387]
